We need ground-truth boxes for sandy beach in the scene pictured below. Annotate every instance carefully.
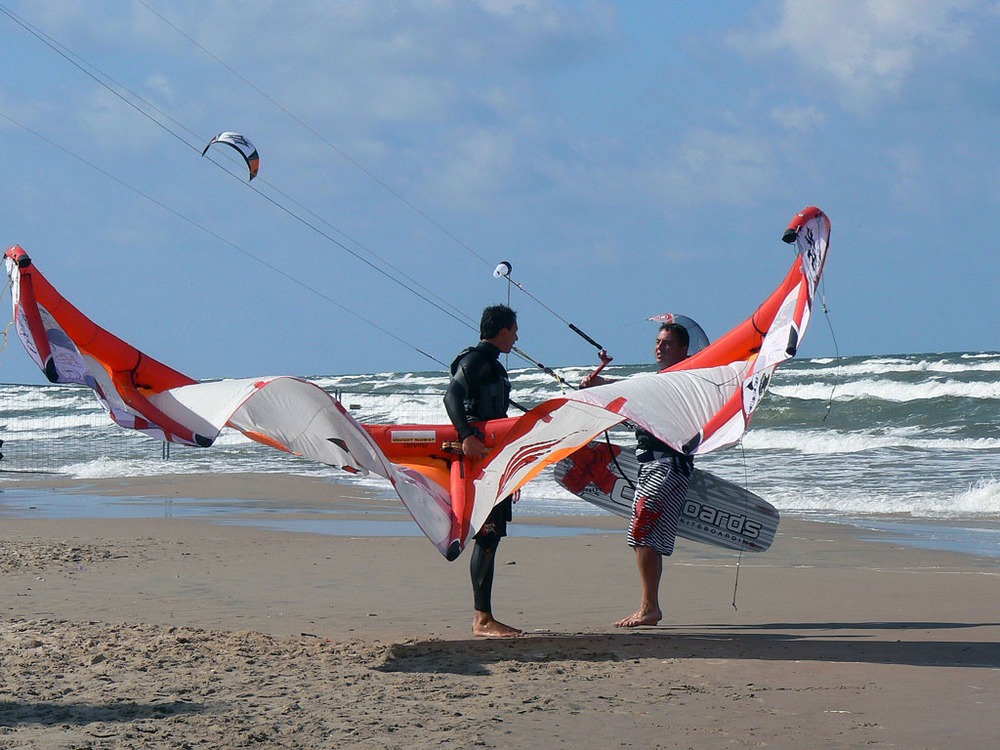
[1,474,997,749]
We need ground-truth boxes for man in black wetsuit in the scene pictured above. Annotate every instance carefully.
[444,304,522,638]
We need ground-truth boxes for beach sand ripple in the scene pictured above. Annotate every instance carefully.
[1,541,129,573]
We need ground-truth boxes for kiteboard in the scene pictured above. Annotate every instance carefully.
[553,440,778,553]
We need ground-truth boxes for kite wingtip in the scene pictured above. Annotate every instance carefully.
[5,245,32,268]
[682,433,702,455]
[43,358,59,383]
[783,205,827,243]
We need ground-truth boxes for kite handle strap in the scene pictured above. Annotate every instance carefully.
[585,349,614,382]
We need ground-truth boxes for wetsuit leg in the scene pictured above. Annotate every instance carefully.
[470,537,497,613]
[469,497,511,613]
[470,497,510,612]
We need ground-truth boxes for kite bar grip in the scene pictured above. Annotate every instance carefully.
[568,323,604,351]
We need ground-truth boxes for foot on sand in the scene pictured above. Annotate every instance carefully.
[613,607,662,628]
[473,612,522,638]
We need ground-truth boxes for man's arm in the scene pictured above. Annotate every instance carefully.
[579,373,614,389]
[444,368,477,440]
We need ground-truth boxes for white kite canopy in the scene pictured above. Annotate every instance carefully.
[4,206,830,559]
[202,131,260,181]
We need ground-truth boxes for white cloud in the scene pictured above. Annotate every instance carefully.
[173,0,613,77]
[0,91,59,132]
[770,104,826,132]
[75,87,160,151]
[10,0,614,124]
[428,126,519,210]
[887,143,927,207]
[652,128,775,208]
[5,0,623,209]
[142,73,177,104]
[730,0,982,110]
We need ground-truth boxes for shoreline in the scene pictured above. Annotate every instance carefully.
[2,471,998,559]
[1,473,998,748]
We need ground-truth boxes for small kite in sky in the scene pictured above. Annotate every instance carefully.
[202,132,259,181]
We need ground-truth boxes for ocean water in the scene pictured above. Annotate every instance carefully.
[1,352,998,553]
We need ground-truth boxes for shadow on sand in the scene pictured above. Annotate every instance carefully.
[378,620,1000,676]
[0,699,208,729]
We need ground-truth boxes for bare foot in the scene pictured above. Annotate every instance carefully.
[473,611,522,638]
[613,607,662,628]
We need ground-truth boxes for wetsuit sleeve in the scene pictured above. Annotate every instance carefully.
[444,353,482,441]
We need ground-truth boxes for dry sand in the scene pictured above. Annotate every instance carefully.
[1,473,998,749]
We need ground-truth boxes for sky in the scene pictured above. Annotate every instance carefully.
[1,0,998,385]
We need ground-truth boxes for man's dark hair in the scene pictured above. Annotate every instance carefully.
[481,304,517,340]
[659,321,690,349]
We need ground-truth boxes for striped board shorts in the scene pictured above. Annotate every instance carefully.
[627,452,694,556]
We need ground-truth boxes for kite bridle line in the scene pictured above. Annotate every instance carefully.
[731,439,751,611]
[0,6,477,370]
[2,5,603,396]
[0,108,461,372]
[143,1,612,392]
[493,261,612,390]
[0,106,561,394]
[493,261,610,353]
[603,430,636,493]
[0,274,11,360]
[818,275,841,422]
[485,260,588,392]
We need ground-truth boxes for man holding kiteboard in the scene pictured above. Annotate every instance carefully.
[444,304,522,638]
[580,322,693,627]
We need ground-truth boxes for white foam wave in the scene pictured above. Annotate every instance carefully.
[770,476,1000,518]
[787,355,1000,381]
[771,378,1000,402]
[65,458,185,479]
[946,477,1000,515]
[743,428,1000,454]
[7,410,111,428]
[1,388,102,415]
